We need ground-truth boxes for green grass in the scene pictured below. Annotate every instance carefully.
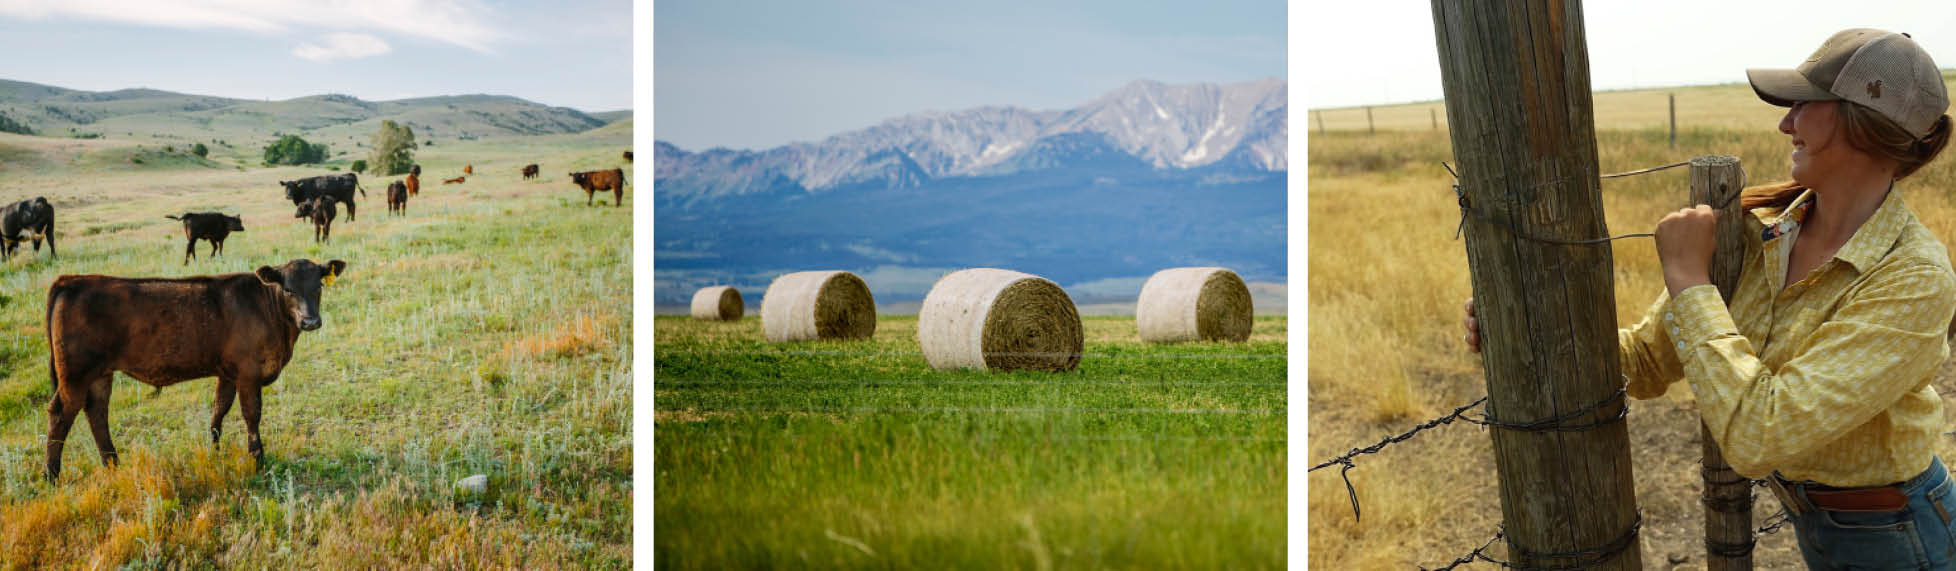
[654,315,1287,569]
[0,127,632,568]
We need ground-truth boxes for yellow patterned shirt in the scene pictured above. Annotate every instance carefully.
[1619,187,1956,486]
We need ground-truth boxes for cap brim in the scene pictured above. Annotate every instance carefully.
[1747,68,1839,107]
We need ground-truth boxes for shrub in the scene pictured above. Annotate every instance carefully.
[262,135,328,165]
[191,143,208,158]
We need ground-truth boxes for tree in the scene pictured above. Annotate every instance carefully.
[191,143,208,158]
[0,111,34,135]
[366,120,417,176]
[350,159,367,173]
[262,135,327,165]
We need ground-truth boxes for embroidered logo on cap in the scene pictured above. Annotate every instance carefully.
[1868,80,1883,99]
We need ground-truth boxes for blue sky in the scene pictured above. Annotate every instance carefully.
[0,0,632,112]
[653,0,1287,151]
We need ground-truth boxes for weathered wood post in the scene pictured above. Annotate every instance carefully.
[1433,107,1440,131]
[1316,110,1326,136]
[1367,106,1375,135]
[1431,1,1643,569]
[1670,93,1678,148]
[1691,155,1751,570]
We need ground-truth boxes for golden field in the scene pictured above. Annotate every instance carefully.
[1307,78,1956,569]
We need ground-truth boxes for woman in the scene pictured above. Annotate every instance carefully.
[1466,29,1956,569]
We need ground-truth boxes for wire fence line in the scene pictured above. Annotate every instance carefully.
[667,406,1285,416]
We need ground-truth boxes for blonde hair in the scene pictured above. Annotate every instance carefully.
[1740,102,1952,210]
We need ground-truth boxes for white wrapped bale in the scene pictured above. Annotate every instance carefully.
[918,268,1083,372]
[1136,267,1253,343]
[761,271,876,342]
[689,286,744,321]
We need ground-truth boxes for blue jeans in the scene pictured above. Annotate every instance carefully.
[1781,457,1956,570]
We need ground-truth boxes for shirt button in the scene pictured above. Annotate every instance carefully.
[1665,312,1676,321]
[1676,341,1687,352]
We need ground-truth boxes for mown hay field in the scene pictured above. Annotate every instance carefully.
[0,121,632,568]
[654,314,1286,569]
[1306,80,1956,569]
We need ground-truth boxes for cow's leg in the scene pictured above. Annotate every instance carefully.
[588,190,595,206]
[345,200,355,222]
[46,388,83,482]
[83,373,117,467]
[614,187,622,207]
[239,381,266,467]
[210,380,235,446]
[184,238,196,265]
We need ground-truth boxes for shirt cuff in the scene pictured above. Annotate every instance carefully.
[1663,284,1738,354]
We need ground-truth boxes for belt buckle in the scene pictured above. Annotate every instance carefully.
[1767,476,1807,516]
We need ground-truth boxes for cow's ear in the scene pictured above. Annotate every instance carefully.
[255,266,284,286]
[325,260,347,285]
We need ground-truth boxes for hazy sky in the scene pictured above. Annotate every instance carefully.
[1305,0,1956,110]
[0,0,632,112]
[654,0,1287,151]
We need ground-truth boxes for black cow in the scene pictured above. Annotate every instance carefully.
[43,258,348,480]
[1,197,55,261]
[279,174,365,222]
[165,212,244,265]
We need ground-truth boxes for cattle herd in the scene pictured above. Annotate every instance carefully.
[37,151,631,483]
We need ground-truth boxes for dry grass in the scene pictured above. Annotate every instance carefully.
[1306,81,1956,569]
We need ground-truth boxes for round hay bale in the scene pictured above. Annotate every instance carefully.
[689,286,744,321]
[760,271,876,342]
[918,268,1083,372]
[1136,267,1253,343]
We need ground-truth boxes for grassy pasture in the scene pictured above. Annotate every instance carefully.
[1306,82,1956,568]
[0,121,632,568]
[654,315,1287,569]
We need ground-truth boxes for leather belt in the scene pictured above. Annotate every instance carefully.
[1770,475,1910,513]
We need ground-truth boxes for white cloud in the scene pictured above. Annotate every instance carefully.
[0,0,503,53]
[293,32,391,63]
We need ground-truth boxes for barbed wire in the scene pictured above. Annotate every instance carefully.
[1442,160,1741,246]
[1422,514,1644,570]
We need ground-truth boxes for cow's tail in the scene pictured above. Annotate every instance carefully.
[357,180,367,198]
[44,281,59,402]
[165,215,182,221]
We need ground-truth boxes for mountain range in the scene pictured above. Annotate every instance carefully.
[0,78,616,144]
[654,78,1288,309]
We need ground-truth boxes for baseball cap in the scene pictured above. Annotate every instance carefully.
[1748,28,1950,138]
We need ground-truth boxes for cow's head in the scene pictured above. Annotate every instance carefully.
[256,259,347,332]
[227,215,245,232]
[279,180,302,202]
[569,172,589,185]
[294,203,311,219]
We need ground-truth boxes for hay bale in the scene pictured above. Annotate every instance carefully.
[689,286,744,321]
[1136,267,1253,343]
[918,268,1083,372]
[760,271,876,342]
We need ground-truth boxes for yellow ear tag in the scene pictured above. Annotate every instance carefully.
[322,273,337,286]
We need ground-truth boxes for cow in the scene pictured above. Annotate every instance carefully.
[443,176,466,185]
[43,258,348,481]
[306,197,336,243]
[386,180,408,215]
[623,150,633,162]
[463,164,473,175]
[279,173,365,222]
[164,212,244,265]
[521,164,539,180]
[406,165,421,196]
[0,197,55,261]
[568,169,626,207]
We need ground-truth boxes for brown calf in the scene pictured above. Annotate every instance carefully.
[568,168,626,207]
[387,180,408,215]
[521,164,539,180]
[307,197,336,243]
[443,176,466,185]
[463,164,473,175]
[44,259,348,481]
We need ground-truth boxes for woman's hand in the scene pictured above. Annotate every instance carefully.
[1655,205,1720,297]
[1463,298,1481,354]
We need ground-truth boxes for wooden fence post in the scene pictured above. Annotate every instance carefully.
[1691,155,1751,570]
[1431,1,1643,569]
[1316,110,1326,136]
[1433,108,1440,131]
[1367,106,1375,135]
[1670,93,1678,148]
